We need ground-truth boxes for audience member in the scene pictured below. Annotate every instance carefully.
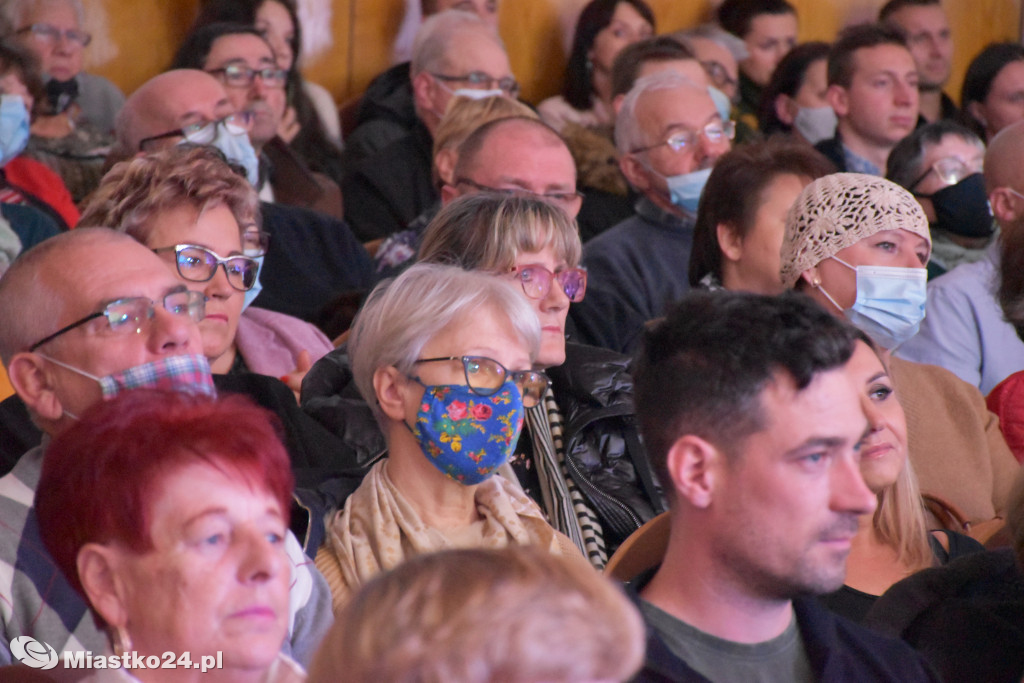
[0,229,332,666]
[819,336,982,623]
[80,145,334,399]
[891,122,1024,394]
[630,290,935,682]
[35,390,306,682]
[674,24,747,105]
[190,0,345,186]
[571,71,733,353]
[962,42,1024,142]
[816,24,919,174]
[537,0,654,132]
[3,0,118,203]
[171,22,343,220]
[418,194,663,562]
[716,0,798,136]
[342,10,515,242]
[887,121,992,277]
[308,547,644,683]
[863,468,1024,683]
[781,172,1020,527]
[373,95,539,277]
[609,36,707,107]
[4,0,123,133]
[0,39,78,230]
[314,264,580,609]
[879,0,958,125]
[758,41,834,144]
[112,69,372,325]
[688,138,833,293]
[344,0,502,164]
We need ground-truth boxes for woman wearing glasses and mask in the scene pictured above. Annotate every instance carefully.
[314,263,582,610]
[305,195,660,572]
[79,145,332,398]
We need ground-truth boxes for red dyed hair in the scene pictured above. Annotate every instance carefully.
[36,389,294,598]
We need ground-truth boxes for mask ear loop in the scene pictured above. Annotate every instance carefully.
[810,256,856,314]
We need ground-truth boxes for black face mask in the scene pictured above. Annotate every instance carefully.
[916,173,994,239]
[44,77,78,115]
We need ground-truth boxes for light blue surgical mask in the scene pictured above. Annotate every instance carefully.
[816,257,927,350]
[182,120,260,188]
[708,86,732,123]
[0,95,30,167]
[242,254,264,311]
[643,165,712,215]
[449,87,505,100]
[793,105,837,146]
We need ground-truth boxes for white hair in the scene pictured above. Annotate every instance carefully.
[2,0,84,32]
[674,24,749,61]
[348,263,541,427]
[614,70,707,154]
[410,9,504,77]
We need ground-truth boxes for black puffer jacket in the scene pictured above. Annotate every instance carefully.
[299,341,663,553]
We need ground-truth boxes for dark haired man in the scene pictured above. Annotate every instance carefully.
[630,290,938,682]
[816,23,919,174]
[879,0,958,125]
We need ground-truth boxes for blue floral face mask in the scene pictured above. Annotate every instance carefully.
[815,257,927,350]
[406,380,525,485]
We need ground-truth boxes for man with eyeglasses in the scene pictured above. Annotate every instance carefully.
[569,71,733,354]
[342,10,517,242]
[0,228,340,668]
[5,0,124,133]
[113,68,372,324]
[893,119,1024,394]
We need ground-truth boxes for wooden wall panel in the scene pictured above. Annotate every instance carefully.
[84,0,1021,113]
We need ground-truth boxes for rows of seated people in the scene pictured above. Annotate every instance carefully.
[0,0,1023,681]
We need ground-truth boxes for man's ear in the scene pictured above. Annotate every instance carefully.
[989,187,1020,224]
[620,153,650,194]
[78,544,129,630]
[411,71,436,115]
[373,365,411,421]
[434,148,458,188]
[7,352,63,421]
[664,435,721,509]
[716,222,743,262]
[826,84,848,118]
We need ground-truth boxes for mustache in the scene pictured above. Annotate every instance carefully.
[819,514,860,541]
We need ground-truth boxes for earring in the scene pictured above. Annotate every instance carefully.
[113,626,133,657]
[812,277,821,287]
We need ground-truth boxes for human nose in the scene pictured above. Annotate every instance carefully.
[540,273,571,312]
[149,302,200,354]
[894,80,915,106]
[206,264,235,299]
[830,451,878,516]
[237,526,287,584]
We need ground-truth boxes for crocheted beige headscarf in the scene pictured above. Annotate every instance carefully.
[779,172,932,288]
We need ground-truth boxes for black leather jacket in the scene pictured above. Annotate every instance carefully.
[299,341,664,553]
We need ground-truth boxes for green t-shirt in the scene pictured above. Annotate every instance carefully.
[639,599,815,683]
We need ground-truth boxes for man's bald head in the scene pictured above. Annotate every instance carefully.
[0,229,140,366]
[444,117,581,217]
[984,120,1024,228]
[112,69,234,162]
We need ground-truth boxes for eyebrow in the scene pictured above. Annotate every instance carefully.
[865,371,888,385]
[182,505,284,529]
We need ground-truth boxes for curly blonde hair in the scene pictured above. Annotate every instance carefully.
[79,146,260,242]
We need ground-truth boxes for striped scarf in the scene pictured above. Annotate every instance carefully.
[525,388,608,569]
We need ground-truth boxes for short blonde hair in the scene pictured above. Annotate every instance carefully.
[307,546,645,683]
[79,146,260,244]
[433,95,537,158]
[349,263,541,427]
[419,194,582,271]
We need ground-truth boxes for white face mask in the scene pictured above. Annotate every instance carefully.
[793,105,837,146]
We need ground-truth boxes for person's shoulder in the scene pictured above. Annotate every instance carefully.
[583,213,648,253]
[888,356,980,396]
[793,596,938,681]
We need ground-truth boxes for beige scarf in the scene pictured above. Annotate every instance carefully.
[316,459,571,610]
